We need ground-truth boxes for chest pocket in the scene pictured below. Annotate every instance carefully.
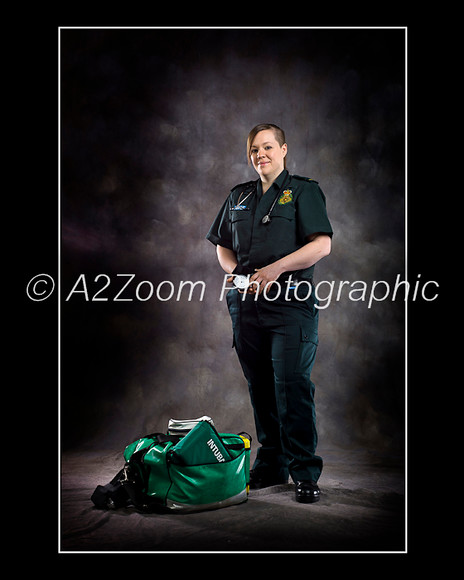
[271,203,296,221]
[230,208,251,219]
[263,203,298,257]
[230,209,253,229]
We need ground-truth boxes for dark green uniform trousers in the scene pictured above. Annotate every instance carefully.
[227,285,323,483]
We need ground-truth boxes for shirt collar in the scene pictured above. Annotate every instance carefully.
[273,169,288,189]
[257,169,288,195]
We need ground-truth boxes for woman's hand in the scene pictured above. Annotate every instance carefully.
[242,235,332,295]
[247,262,285,295]
[223,235,331,295]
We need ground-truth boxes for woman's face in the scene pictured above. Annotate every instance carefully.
[250,129,287,181]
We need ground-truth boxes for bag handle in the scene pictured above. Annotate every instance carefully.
[224,432,253,451]
[238,431,252,442]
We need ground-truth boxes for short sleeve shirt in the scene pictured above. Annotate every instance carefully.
[206,169,333,281]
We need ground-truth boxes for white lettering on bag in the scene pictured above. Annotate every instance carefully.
[206,438,226,463]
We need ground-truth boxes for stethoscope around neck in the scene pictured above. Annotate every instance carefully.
[260,173,292,224]
[236,173,292,225]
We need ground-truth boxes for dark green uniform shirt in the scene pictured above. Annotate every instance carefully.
[206,169,333,282]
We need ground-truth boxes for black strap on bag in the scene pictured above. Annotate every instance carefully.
[91,433,182,510]
[90,468,131,509]
[225,431,253,451]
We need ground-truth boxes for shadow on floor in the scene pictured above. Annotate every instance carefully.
[60,447,405,553]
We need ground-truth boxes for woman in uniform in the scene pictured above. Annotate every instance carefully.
[206,124,333,503]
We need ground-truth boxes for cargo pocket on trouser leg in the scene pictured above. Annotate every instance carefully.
[300,325,318,345]
[272,322,321,481]
[297,324,318,376]
[292,326,321,481]
[272,323,319,425]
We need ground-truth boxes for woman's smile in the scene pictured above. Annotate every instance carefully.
[250,129,287,185]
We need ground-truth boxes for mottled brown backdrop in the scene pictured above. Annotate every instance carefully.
[59,28,405,456]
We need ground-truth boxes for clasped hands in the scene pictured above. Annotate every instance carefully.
[228,262,284,295]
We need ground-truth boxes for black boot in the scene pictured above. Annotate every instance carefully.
[295,480,320,503]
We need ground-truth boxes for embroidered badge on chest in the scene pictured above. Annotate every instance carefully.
[278,189,293,205]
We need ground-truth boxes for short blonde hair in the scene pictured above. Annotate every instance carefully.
[247,123,287,168]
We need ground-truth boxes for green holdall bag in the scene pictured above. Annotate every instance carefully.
[93,421,251,513]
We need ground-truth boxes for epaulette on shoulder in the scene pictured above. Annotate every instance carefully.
[231,179,257,193]
[291,174,319,184]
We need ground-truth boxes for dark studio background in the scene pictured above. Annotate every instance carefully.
[58,28,406,458]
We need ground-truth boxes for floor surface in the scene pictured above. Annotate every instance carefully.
[60,446,405,553]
